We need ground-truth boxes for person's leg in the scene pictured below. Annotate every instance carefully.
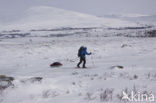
[82,57,86,68]
[77,57,82,67]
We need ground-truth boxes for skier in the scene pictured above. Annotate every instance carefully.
[77,46,91,68]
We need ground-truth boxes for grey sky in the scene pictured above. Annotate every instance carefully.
[0,0,156,17]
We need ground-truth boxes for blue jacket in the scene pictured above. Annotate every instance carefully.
[81,48,91,58]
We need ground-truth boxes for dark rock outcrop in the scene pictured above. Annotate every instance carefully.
[0,75,14,90]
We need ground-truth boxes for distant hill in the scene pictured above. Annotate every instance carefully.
[0,6,142,31]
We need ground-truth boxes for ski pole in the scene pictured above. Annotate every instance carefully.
[91,53,95,67]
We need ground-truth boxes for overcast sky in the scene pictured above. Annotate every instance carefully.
[0,0,156,17]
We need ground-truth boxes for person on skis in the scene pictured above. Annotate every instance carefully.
[77,46,91,68]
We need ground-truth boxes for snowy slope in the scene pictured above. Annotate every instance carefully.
[0,6,140,31]
[101,13,156,26]
[124,15,156,25]
[0,6,156,103]
[0,36,156,103]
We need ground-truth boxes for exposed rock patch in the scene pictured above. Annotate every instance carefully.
[21,77,43,83]
[0,75,14,91]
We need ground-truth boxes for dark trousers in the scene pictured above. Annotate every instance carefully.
[77,57,86,67]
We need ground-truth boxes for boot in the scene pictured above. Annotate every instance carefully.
[83,66,87,68]
[77,65,80,68]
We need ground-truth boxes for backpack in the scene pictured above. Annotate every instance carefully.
[78,46,84,57]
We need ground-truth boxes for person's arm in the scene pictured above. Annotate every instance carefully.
[85,50,91,55]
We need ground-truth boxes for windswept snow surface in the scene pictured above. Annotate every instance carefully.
[0,6,156,103]
[0,29,156,103]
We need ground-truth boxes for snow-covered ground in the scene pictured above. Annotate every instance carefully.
[0,6,156,103]
[101,13,156,26]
